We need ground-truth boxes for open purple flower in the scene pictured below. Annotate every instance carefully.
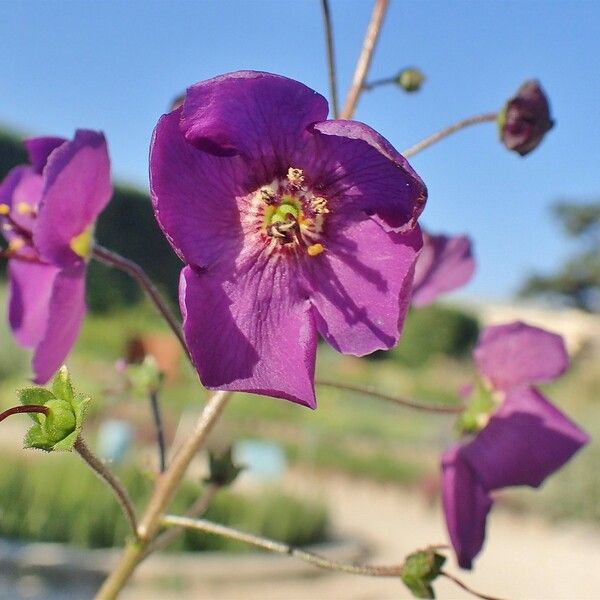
[150,71,426,407]
[442,322,588,569]
[412,231,475,306]
[0,131,112,383]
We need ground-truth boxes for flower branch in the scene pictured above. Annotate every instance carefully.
[149,389,166,473]
[320,0,339,118]
[161,514,405,577]
[340,0,390,119]
[74,436,139,537]
[402,112,498,158]
[317,380,463,414]
[92,244,190,362]
[440,570,507,600]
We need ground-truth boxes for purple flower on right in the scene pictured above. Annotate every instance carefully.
[442,322,589,569]
[499,80,554,156]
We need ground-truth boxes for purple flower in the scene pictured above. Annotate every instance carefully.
[0,131,112,383]
[499,80,554,156]
[150,71,426,407]
[411,231,475,306]
[442,322,589,569]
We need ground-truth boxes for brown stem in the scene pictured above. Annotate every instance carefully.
[402,112,498,158]
[74,437,138,537]
[0,404,48,423]
[149,389,166,473]
[317,380,463,414]
[162,515,403,577]
[441,570,508,600]
[340,0,390,119]
[91,245,190,362]
[320,0,339,118]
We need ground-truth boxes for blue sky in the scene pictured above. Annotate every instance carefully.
[1,0,599,300]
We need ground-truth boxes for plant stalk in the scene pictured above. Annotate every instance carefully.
[320,0,339,118]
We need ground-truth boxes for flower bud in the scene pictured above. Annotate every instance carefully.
[396,68,426,93]
[498,80,554,156]
[205,447,244,487]
[400,547,446,599]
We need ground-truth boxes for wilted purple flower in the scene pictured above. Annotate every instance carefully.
[442,322,588,569]
[499,80,554,156]
[0,131,112,383]
[150,71,426,407]
[412,231,475,306]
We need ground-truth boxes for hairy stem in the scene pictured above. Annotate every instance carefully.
[320,0,339,118]
[91,245,190,362]
[340,0,389,119]
[95,390,231,600]
[317,380,463,414]
[402,112,498,158]
[74,437,138,537]
[441,570,507,600]
[149,389,166,473]
[162,515,403,577]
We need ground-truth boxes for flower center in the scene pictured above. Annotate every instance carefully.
[249,167,328,258]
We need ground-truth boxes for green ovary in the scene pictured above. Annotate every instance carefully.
[69,225,94,259]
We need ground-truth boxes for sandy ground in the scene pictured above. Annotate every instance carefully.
[122,472,600,600]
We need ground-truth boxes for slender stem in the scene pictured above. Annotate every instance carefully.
[402,112,498,158]
[95,390,231,600]
[91,245,190,362]
[162,515,403,577]
[74,437,138,537]
[441,571,507,600]
[340,0,389,119]
[320,0,339,118]
[317,380,463,414]
[0,404,48,423]
[149,389,166,473]
[362,75,396,91]
[141,482,220,559]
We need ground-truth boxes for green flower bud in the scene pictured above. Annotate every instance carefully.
[397,68,426,93]
[400,548,446,599]
[205,447,244,487]
[455,381,496,436]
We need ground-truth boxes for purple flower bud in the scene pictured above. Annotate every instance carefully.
[498,80,554,156]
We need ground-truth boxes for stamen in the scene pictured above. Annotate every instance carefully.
[307,243,325,257]
[16,202,32,215]
[8,238,25,252]
[0,204,10,215]
[259,186,277,205]
[311,196,330,214]
[287,167,305,188]
[2,224,12,232]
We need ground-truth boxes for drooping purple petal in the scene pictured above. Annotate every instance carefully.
[150,110,247,268]
[412,232,475,306]
[461,386,589,489]
[441,445,493,570]
[306,219,421,355]
[24,137,66,174]
[474,322,569,389]
[31,262,86,384]
[34,130,112,267]
[181,71,328,159]
[8,260,59,348]
[303,120,426,233]
[180,254,318,407]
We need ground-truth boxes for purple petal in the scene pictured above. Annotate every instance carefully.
[150,110,247,268]
[180,256,318,407]
[441,445,493,570]
[412,231,475,306]
[181,71,328,159]
[475,321,569,389]
[462,386,589,489]
[8,260,59,348]
[306,218,422,355]
[304,120,426,233]
[24,137,66,174]
[32,263,86,384]
[0,167,43,237]
[34,130,112,267]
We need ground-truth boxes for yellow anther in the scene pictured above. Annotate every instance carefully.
[69,225,94,259]
[16,202,32,215]
[307,243,325,257]
[311,196,329,214]
[287,167,304,187]
[259,186,276,204]
[8,238,25,252]
[0,204,10,215]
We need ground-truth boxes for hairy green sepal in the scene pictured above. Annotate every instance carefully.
[400,548,446,599]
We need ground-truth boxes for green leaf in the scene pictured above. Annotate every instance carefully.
[400,549,447,600]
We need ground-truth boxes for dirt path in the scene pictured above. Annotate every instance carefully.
[125,472,600,599]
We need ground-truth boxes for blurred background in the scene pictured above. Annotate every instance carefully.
[0,1,599,598]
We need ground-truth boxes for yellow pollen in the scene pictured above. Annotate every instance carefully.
[16,202,32,215]
[307,243,325,257]
[259,186,276,204]
[69,225,94,259]
[287,167,304,187]
[0,204,10,215]
[311,196,329,214]
[8,238,25,252]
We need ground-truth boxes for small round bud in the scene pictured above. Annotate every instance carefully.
[396,68,426,93]
[499,80,554,156]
